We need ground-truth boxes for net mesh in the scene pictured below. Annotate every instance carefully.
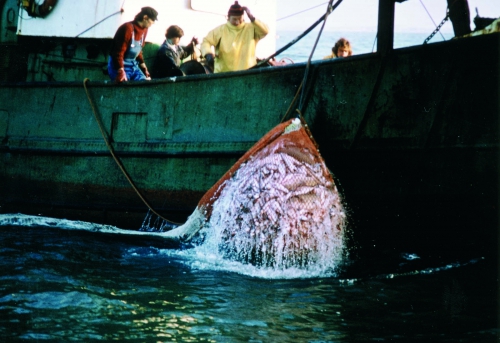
[143,118,347,270]
[203,118,346,268]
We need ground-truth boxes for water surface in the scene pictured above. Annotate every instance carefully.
[0,215,497,342]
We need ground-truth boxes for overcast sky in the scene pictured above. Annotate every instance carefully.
[276,0,500,33]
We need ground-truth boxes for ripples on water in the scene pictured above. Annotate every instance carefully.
[0,214,497,342]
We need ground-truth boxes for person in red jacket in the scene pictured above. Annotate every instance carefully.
[108,7,158,82]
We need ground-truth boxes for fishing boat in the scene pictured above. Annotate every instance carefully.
[1,0,498,241]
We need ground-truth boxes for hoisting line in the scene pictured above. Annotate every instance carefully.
[254,0,342,69]
[279,0,341,123]
[83,78,181,225]
[297,0,338,114]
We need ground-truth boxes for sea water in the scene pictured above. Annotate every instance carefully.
[0,213,497,342]
[274,30,455,63]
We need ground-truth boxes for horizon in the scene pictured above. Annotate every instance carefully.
[276,0,499,34]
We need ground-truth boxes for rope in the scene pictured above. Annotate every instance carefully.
[372,33,378,53]
[296,110,320,151]
[298,0,340,113]
[280,83,303,123]
[190,41,199,61]
[76,9,124,38]
[253,2,339,69]
[280,0,342,122]
[277,2,329,21]
[82,78,181,225]
[419,0,446,41]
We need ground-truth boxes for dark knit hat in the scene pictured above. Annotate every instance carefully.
[140,6,158,21]
[228,1,244,17]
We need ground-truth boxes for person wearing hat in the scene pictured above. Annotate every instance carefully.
[200,1,268,73]
[108,7,158,82]
[151,25,199,78]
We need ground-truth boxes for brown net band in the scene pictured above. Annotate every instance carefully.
[193,118,346,268]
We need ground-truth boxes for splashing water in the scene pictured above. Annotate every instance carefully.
[0,213,485,281]
[171,118,348,274]
[213,147,344,267]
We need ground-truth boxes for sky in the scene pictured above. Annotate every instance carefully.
[276,0,500,33]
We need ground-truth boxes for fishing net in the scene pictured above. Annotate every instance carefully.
[144,117,347,269]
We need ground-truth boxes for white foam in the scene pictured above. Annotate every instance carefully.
[181,137,348,277]
[0,213,182,241]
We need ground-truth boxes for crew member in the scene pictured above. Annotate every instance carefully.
[200,1,269,73]
[323,38,352,59]
[151,25,199,78]
[108,7,158,82]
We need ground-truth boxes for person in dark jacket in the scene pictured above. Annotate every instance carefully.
[108,7,158,82]
[151,25,199,78]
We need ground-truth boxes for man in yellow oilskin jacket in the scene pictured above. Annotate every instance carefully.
[200,1,269,73]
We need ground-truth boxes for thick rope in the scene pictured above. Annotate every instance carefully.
[280,83,302,123]
[83,78,181,225]
[298,0,338,113]
[280,0,341,123]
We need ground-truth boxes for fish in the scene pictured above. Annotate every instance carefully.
[163,118,347,269]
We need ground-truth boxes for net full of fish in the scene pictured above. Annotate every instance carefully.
[147,118,347,270]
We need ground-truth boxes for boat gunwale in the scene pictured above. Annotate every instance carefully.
[0,32,497,88]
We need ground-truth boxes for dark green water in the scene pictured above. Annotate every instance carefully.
[0,215,498,342]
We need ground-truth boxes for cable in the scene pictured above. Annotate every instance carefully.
[279,0,343,122]
[76,9,124,38]
[277,2,329,21]
[82,78,181,226]
[298,0,341,113]
[419,0,446,41]
[372,33,378,53]
[255,0,342,69]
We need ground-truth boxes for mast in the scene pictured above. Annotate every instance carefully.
[376,0,395,56]
[376,0,473,54]
[447,0,471,37]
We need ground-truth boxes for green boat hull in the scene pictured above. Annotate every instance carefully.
[1,33,499,231]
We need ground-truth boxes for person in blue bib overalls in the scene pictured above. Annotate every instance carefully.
[108,7,158,82]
